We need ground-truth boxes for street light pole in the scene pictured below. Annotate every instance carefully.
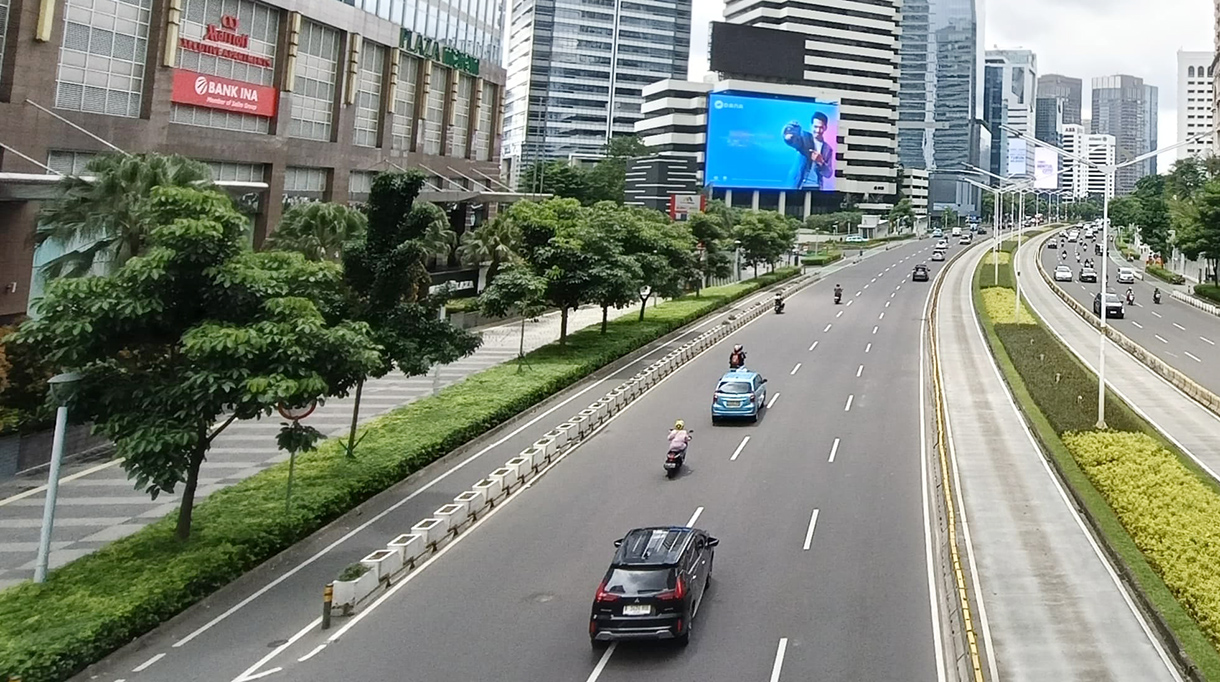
[34,371,82,583]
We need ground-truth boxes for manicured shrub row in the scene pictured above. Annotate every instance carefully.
[1146,265,1185,285]
[1064,431,1220,649]
[1196,284,1220,305]
[979,287,1035,325]
[802,252,843,266]
[993,322,1145,435]
[978,253,1015,289]
[0,268,799,682]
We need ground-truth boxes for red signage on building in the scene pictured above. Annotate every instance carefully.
[178,13,272,68]
[171,69,277,117]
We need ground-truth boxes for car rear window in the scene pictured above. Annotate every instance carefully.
[604,568,675,595]
[717,381,752,394]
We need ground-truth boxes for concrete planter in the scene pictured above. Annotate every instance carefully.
[455,489,486,517]
[516,447,538,472]
[474,477,504,505]
[332,568,379,612]
[504,457,528,482]
[534,435,557,459]
[569,415,589,437]
[361,548,402,583]
[412,517,447,547]
[489,467,514,494]
[388,533,426,567]
[434,503,467,534]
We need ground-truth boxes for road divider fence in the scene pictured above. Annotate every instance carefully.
[323,272,822,619]
[1171,290,1220,318]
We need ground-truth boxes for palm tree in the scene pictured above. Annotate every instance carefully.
[266,202,368,262]
[36,153,214,279]
[414,202,457,262]
[457,215,520,285]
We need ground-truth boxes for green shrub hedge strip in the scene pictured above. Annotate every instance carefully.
[1146,265,1186,285]
[1197,284,1220,305]
[0,268,799,682]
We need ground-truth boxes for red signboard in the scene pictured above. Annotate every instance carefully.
[171,69,277,117]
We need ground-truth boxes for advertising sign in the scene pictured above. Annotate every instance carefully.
[1006,138,1028,178]
[704,92,840,191]
[171,69,277,117]
[400,29,480,76]
[669,194,706,220]
[179,13,272,68]
[1034,147,1059,189]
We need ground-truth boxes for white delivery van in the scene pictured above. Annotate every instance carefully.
[951,226,962,237]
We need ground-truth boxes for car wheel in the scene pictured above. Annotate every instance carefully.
[750,410,759,423]
[676,626,691,647]
[592,638,609,651]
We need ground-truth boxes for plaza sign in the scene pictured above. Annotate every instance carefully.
[399,29,480,77]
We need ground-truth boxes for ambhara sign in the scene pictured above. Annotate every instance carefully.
[171,69,277,117]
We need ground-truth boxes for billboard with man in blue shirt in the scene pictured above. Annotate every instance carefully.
[704,92,839,191]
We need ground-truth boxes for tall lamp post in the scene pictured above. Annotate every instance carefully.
[33,371,82,583]
[998,122,1218,428]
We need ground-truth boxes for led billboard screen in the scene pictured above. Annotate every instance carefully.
[705,92,840,191]
[1006,138,1028,178]
[1034,147,1059,189]
[709,22,806,81]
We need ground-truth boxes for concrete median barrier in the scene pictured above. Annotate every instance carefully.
[410,517,446,548]
[388,533,426,567]
[361,548,402,583]
[1171,290,1220,317]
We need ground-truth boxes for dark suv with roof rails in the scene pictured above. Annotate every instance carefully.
[589,526,718,648]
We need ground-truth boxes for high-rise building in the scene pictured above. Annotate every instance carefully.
[635,79,710,172]
[1063,124,1116,199]
[501,0,693,187]
[983,50,1038,179]
[1037,74,1082,125]
[897,0,983,216]
[1091,75,1158,194]
[1035,97,1065,148]
[1177,51,1215,159]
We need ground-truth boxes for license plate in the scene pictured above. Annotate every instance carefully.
[727,401,741,407]
[623,605,651,616]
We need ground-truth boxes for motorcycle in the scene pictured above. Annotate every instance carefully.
[665,437,691,478]
[774,298,785,314]
[1153,290,1162,305]
[834,291,842,305]
[1126,292,1136,306]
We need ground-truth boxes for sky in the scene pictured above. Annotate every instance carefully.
[685,0,1214,171]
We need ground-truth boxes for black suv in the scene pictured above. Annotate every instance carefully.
[912,264,930,282]
[589,527,718,647]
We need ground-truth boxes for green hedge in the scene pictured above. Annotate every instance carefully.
[1145,265,1185,285]
[1197,284,1220,305]
[978,251,1015,289]
[0,267,799,682]
[802,252,843,266]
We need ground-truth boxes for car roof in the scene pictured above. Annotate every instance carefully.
[1056,265,1071,269]
[612,527,700,567]
[719,369,758,381]
[914,263,928,269]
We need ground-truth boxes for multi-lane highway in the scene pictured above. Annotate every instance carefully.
[72,241,951,682]
[1038,234,1220,393]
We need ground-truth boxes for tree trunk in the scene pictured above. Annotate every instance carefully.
[753,264,758,278]
[560,307,569,346]
[519,316,527,358]
[175,433,208,540]
[638,298,648,321]
[345,379,364,458]
[487,255,501,286]
[601,305,609,333]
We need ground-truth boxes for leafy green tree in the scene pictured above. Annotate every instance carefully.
[687,210,733,293]
[266,201,367,263]
[585,135,649,203]
[517,160,591,202]
[1164,157,1210,201]
[15,186,383,539]
[1107,196,1141,228]
[889,198,915,231]
[1175,178,1220,284]
[476,265,549,365]
[457,214,520,285]
[615,205,696,320]
[734,211,794,277]
[340,172,481,456]
[0,322,55,435]
[940,207,958,228]
[35,153,213,279]
[510,198,599,344]
[581,205,644,331]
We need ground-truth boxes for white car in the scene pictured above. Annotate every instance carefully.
[1054,265,1073,282]
[959,234,971,245]
[844,235,866,244]
[1067,231,1079,242]
[1116,268,1136,284]
[935,239,949,250]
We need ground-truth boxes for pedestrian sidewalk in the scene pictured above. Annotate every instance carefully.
[937,244,1179,681]
[0,301,646,589]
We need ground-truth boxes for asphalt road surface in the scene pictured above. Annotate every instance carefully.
[1038,235,1220,395]
[73,240,949,682]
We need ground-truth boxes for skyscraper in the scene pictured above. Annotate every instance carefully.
[983,49,1038,179]
[897,0,984,215]
[501,0,693,187]
[1037,74,1082,125]
[1176,51,1214,159]
[1091,75,1158,194]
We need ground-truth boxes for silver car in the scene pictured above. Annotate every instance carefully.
[1054,265,1073,282]
[1116,268,1136,284]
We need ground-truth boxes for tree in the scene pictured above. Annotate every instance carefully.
[614,205,696,320]
[687,210,733,293]
[340,172,481,456]
[580,207,643,331]
[14,186,382,539]
[585,135,649,203]
[940,207,958,228]
[457,214,520,286]
[889,198,915,231]
[734,211,794,277]
[1107,196,1141,229]
[35,153,213,279]
[516,160,591,202]
[266,201,367,263]
[1125,175,1172,259]
[510,198,599,344]
[476,265,549,365]
[1175,178,1220,284]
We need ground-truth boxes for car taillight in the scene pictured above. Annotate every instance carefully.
[595,578,619,602]
[658,577,686,601]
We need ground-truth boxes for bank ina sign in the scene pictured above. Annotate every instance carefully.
[399,29,480,77]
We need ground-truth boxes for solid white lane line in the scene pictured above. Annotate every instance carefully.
[0,458,122,507]
[1203,336,1216,345]
[1185,351,1202,362]
[241,669,283,682]
[686,506,704,527]
[767,393,781,408]
[1173,322,1186,331]
[828,437,840,463]
[865,343,872,353]
[836,310,844,318]
[791,363,802,375]
[730,437,751,461]
[133,653,166,673]
[584,643,618,682]
[809,341,819,351]
[769,638,789,682]
[1155,334,1168,344]
[824,324,833,332]
[872,326,879,334]
[844,395,854,412]
[1131,321,1144,329]
[298,645,326,662]
[232,619,317,681]
[802,509,820,550]
[856,365,864,378]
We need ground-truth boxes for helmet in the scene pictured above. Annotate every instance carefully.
[674,419,685,430]
[734,344,743,352]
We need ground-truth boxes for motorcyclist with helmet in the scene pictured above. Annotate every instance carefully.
[834,284,843,304]
[667,420,692,455]
[729,344,746,369]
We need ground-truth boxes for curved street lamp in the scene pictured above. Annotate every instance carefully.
[34,371,83,583]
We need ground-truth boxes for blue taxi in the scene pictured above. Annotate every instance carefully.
[711,369,768,423]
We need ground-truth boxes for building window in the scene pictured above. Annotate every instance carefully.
[422,65,449,155]
[284,166,327,192]
[448,74,474,158]
[392,53,420,151]
[473,81,495,161]
[349,169,376,197]
[170,0,279,133]
[207,161,264,183]
[352,41,386,147]
[288,20,339,141]
[0,0,10,81]
[46,150,99,175]
[55,0,153,118]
